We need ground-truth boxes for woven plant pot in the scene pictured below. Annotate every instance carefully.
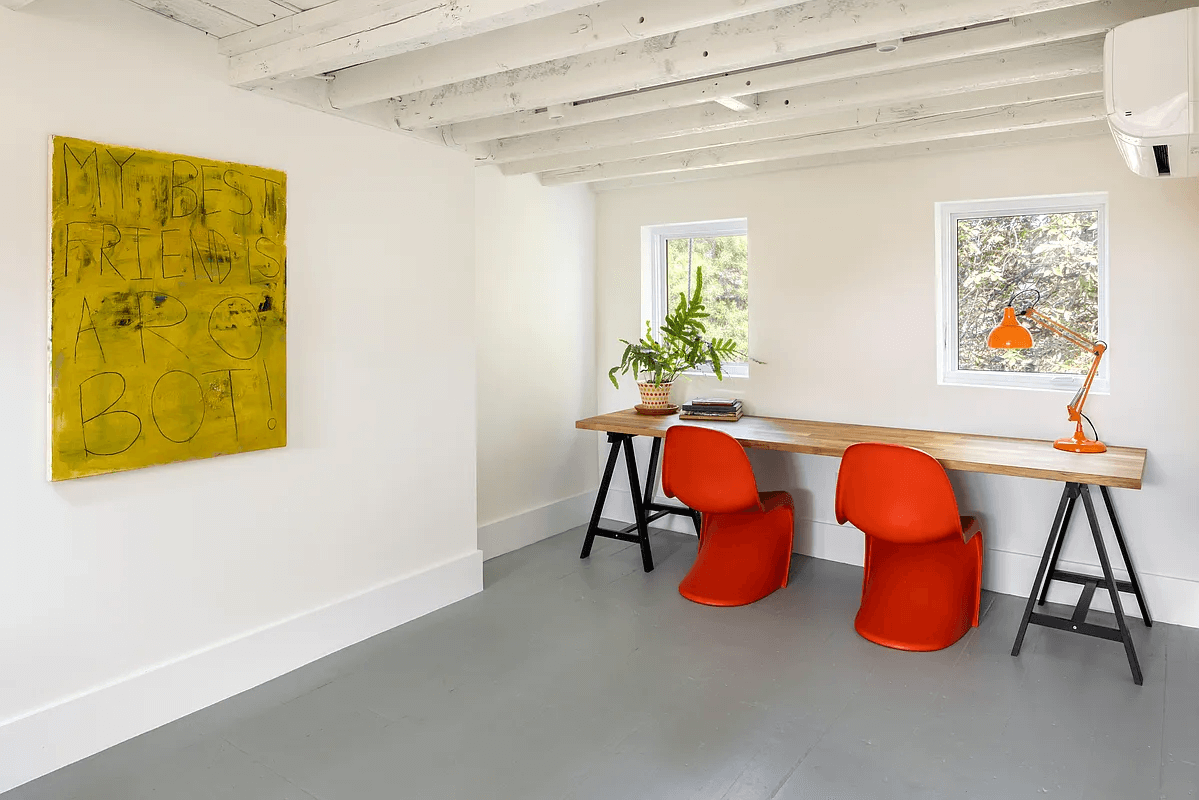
[637,381,673,409]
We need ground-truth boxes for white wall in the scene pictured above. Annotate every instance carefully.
[0,0,480,790]
[474,168,598,559]
[595,134,1199,627]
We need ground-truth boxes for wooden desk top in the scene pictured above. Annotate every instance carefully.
[576,409,1147,490]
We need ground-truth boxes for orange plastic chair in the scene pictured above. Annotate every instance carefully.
[835,442,984,651]
[662,426,794,606]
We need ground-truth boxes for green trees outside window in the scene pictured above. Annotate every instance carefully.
[956,211,1100,375]
[666,234,749,358]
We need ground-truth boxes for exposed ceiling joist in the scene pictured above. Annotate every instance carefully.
[126,0,256,36]
[443,0,1193,146]
[485,38,1104,164]
[219,0,435,53]
[380,0,1097,128]
[502,75,1103,175]
[537,93,1106,185]
[103,0,1174,187]
[586,121,1111,191]
[202,0,295,25]
[224,0,600,86]
[249,76,448,144]
[325,0,804,109]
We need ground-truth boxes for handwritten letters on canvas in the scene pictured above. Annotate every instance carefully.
[48,136,287,480]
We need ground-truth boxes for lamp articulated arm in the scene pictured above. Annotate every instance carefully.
[989,289,1108,453]
[1018,307,1106,424]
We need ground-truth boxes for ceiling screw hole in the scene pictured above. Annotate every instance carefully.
[703,51,709,57]
[638,16,644,23]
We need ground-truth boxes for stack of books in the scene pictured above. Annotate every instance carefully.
[679,398,744,422]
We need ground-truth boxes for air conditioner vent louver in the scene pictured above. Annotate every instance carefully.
[1154,144,1172,175]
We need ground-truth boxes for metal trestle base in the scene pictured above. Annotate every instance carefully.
[1011,482,1152,685]
[580,433,700,572]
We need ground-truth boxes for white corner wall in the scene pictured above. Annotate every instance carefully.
[595,134,1199,628]
[0,0,481,791]
[475,168,598,560]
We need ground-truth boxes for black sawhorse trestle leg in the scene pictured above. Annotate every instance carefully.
[580,434,701,573]
[1011,482,1152,685]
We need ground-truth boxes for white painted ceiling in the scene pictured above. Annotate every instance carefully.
[28,0,1198,189]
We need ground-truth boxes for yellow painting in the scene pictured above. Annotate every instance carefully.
[48,136,286,481]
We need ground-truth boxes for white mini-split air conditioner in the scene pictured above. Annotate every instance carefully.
[1104,7,1199,178]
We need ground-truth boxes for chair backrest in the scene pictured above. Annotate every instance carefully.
[834,442,963,544]
[662,426,762,514]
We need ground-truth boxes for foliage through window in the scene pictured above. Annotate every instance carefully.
[647,220,749,377]
[937,195,1108,392]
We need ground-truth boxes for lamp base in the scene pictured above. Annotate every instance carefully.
[1055,422,1107,453]
[1054,422,1107,453]
[1054,437,1107,454]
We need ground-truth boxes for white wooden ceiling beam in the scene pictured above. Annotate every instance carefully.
[249,76,450,145]
[207,0,297,25]
[587,121,1110,191]
[439,0,1192,144]
[125,0,255,36]
[220,0,431,53]
[502,75,1102,176]
[381,0,1097,128]
[219,0,589,54]
[537,94,1106,185]
[224,0,600,86]
[325,0,804,109]
[488,38,1103,165]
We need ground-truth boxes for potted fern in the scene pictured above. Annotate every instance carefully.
[609,267,745,413]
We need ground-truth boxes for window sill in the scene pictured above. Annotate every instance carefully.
[940,371,1110,395]
[680,364,750,380]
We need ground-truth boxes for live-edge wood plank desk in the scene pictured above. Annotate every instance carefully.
[576,409,1151,684]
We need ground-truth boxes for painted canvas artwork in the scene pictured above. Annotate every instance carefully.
[48,136,287,481]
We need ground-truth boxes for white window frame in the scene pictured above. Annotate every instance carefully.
[935,193,1110,394]
[642,218,751,379]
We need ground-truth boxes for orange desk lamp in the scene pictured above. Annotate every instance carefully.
[987,289,1107,454]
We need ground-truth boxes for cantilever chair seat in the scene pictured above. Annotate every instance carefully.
[835,442,984,651]
[662,426,794,606]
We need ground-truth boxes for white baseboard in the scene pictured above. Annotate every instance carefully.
[0,550,484,795]
[608,488,1199,629]
[478,490,596,560]
[985,547,1198,628]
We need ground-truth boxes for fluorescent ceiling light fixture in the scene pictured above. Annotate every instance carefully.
[713,95,758,112]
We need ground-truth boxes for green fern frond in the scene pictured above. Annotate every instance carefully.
[608,265,761,388]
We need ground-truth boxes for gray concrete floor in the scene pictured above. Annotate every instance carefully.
[7,526,1198,800]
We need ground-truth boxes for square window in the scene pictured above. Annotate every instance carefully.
[936,195,1108,393]
[644,219,750,378]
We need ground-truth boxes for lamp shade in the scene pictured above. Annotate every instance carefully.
[987,307,1033,349]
